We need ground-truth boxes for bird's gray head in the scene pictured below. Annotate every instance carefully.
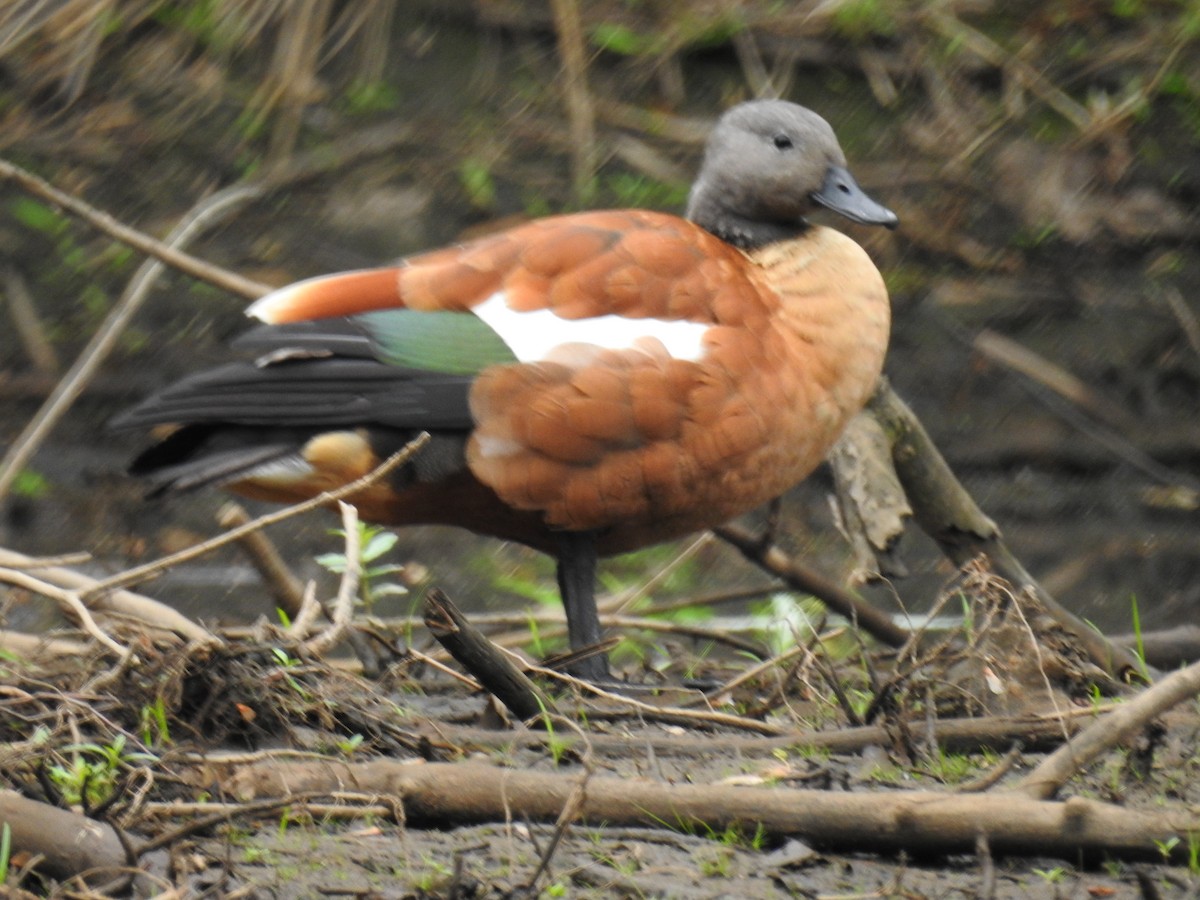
[686,100,897,249]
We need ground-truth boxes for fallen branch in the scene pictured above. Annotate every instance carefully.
[1013,656,1200,800]
[0,789,130,886]
[854,379,1143,680]
[424,589,558,721]
[713,522,910,648]
[0,567,127,656]
[0,548,218,646]
[0,629,88,660]
[215,758,1197,862]
[418,708,1094,758]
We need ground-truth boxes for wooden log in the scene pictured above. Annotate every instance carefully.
[0,790,128,885]
[216,758,1197,862]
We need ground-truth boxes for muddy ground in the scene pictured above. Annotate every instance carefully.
[2,2,1199,898]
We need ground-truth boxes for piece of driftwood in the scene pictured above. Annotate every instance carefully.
[1014,655,1200,800]
[214,758,1197,862]
[831,379,1142,680]
[424,588,558,721]
[0,790,129,886]
[0,548,218,647]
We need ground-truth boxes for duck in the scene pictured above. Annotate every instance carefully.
[113,99,897,681]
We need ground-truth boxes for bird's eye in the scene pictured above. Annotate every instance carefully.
[772,134,794,150]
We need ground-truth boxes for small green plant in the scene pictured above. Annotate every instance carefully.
[316,522,408,614]
[1129,595,1150,681]
[139,696,172,747]
[49,735,157,808]
[1032,866,1066,884]
[829,0,897,39]
[343,79,398,115]
[1154,836,1180,862]
[1187,832,1200,874]
[270,647,311,699]
[337,733,365,756]
[0,822,11,885]
[411,856,452,891]
[10,197,69,236]
[696,846,733,877]
[539,704,572,766]
[10,469,49,499]
[458,158,497,210]
[921,748,982,785]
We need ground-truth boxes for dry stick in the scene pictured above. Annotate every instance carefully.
[866,380,1144,680]
[80,434,429,601]
[1163,287,1200,359]
[1013,656,1200,801]
[529,663,784,736]
[713,522,910,648]
[0,547,217,646]
[217,758,1198,862]
[285,581,323,642]
[426,708,1097,760]
[217,502,307,619]
[922,10,1089,129]
[0,157,269,300]
[973,329,1138,433]
[0,567,127,656]
[0,629,88,659]
[424,589,558,721]
[522,717,594,893]
[548,0,597,204]
[0,182,265,505]
[137,798,395,823]
[3,266,59,373]
[301,502,360,658]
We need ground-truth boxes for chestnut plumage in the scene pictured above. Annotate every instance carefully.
[114,100,897,680]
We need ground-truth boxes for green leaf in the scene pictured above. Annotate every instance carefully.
[362,531,399,562]
[10,198,68,236]
[315,552,347,573]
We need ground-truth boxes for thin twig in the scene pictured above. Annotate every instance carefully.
[301,502,361,658]
[529,664,786,736]
[284,581,323,642]
[0,567,127,656]
[218,502,308,618]
[0,547,218,645]
[523,715,594,892]
[0,157,270,300]
[80,435,429,601]
[548,0,597,203]
[3,266,58,373]
[0,182,264,505]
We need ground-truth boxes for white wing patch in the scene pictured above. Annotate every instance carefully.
[472,292,710,363]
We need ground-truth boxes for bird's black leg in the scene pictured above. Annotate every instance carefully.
[555,530,610,681]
